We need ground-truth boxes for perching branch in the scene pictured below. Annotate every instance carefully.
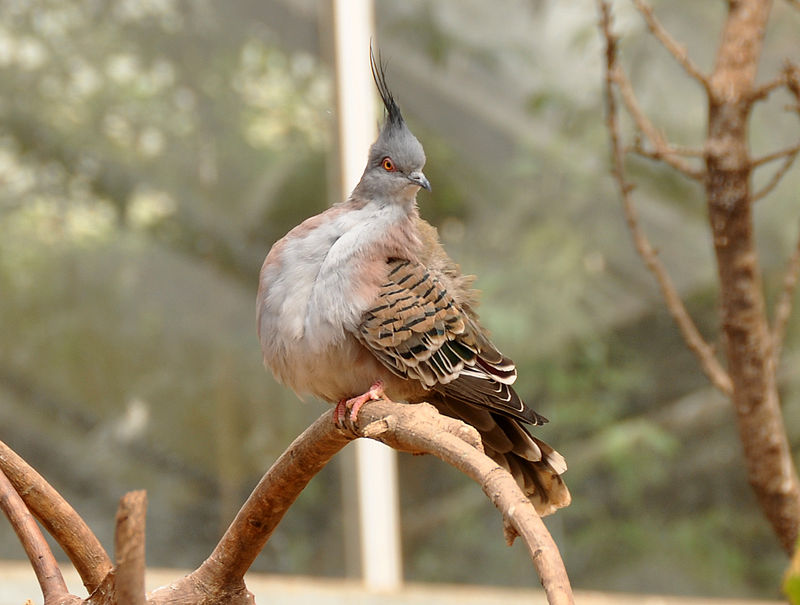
[0,467,80,605]
[599,0,733,397]
[155,409,354,604]
[0,440,112,592]
[351,400,574,604]
[151,399,573,605]
[1,398,572,604]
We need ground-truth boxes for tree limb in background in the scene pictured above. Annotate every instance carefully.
[755,64,800,203]
[0,439,113,592]
[631,0,708,87]
[628,138,706,178]
[704,0,800,555]
[750,71,790,103]
[598,0,733,397]
[772,226,800,364]
[752,143,800,202]
[0,467,81,605]
[610,65,705,180]
[600,0,800,554]
[752,142,800,169]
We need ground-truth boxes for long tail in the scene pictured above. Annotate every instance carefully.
[430,397,571,516]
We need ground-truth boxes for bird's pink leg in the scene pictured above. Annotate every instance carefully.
[334,381,385,426]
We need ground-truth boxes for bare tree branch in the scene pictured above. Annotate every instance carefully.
[632,0,709,88]
[599,0,733,397]
[752,142,800,168]
[0,468,80,605]
[2,396,572,604]
[629,139,706,176]
[750,72,789,103]
[115,491,147,605]
[611,65,705,180]
[171,409,351,604]
[752,143,800,202]
[655,143,706,157]
[352,400,574,604]
[703,0,800,553]
[772,226,800,364]
[149,399,573,605]
[786,62,800,107]
[0,440,112,592]
[611,0,800,554]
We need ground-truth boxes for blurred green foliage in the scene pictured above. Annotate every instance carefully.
[0,0,799,599]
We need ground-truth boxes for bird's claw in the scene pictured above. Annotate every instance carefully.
[334,381,385,429]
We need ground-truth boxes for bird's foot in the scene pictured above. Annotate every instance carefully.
[334,381,385,428]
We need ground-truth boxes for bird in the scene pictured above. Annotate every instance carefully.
[257,49,570,516]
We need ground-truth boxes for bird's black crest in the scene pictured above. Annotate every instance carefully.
[370,44,404,127]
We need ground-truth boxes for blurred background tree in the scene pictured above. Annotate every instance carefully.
[0,0,798,599]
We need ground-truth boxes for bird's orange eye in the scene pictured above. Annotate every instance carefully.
[381,157,395,172]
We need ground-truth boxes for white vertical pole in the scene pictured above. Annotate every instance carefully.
[331,0,403,592]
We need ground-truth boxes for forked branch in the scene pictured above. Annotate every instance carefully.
[752,143,800,202]
[602,0,800,553]
[151,399,574,605]
[2,401,573,605]
[0,440,112,592]
[750,72,790,103]
[752,142,800,168]
[599,0,733,397]
[610,65,705,180]
[0,467,81,605]
[632,0,709,88]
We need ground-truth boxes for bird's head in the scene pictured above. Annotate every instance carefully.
[354,47,431,203]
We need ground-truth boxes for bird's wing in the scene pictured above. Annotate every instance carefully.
[356,258,546,426]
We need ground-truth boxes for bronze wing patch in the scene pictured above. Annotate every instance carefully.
[357,259,545,425]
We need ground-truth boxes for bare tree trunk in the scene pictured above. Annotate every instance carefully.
[706,0,800,554]
[600,0,800,554]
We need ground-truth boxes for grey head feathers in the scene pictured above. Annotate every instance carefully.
[353,46,431,200]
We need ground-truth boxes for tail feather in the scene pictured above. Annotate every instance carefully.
[430,398,570,517]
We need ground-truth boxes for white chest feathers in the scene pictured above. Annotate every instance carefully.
[257,201,413,364]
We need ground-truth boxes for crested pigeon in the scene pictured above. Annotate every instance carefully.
[257,50,570,516]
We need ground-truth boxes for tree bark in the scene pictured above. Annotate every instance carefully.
[0,440,113,592]
[114,491,147,605]
[706,0,800,554]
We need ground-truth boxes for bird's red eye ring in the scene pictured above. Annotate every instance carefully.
[381,157,395,172]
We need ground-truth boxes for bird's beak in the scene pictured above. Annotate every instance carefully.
[408,171,432,192]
